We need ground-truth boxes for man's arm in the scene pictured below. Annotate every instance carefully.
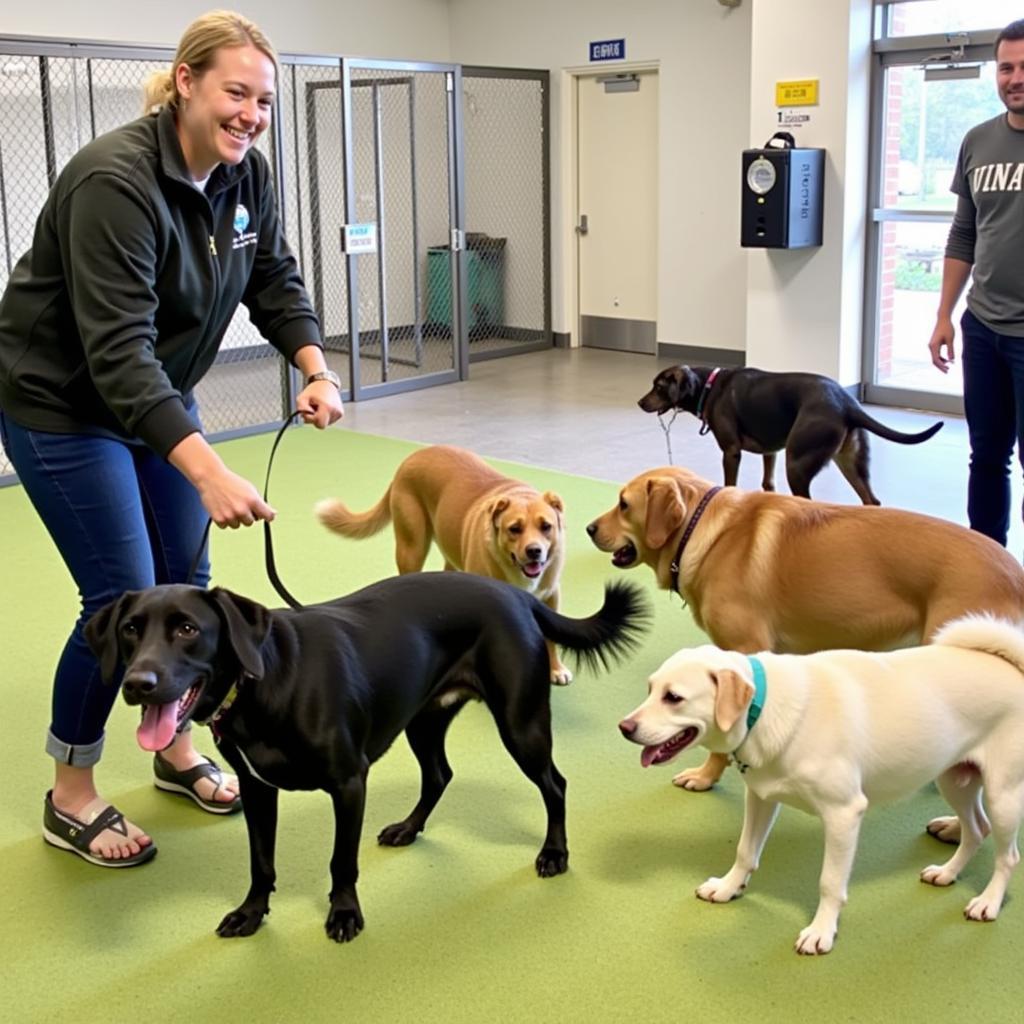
[927,258,972,373]
[928,192,976,373]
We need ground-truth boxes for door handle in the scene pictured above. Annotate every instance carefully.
[575,214,588,236]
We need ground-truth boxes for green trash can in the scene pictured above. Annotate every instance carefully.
[426,234,506,340]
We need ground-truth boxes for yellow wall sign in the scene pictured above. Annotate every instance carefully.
[775,79,819,107]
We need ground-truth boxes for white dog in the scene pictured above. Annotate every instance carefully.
[619,616,1024,955]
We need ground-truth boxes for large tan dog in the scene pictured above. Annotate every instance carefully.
[317,445,571,682]
[618,617,1024,955]
[587,465,1024,797]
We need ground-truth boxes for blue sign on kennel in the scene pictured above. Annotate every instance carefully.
[589,38,625,62]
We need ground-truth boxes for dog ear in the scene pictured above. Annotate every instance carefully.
[713,669,754,733]
[679,367,703,404]
[83,592,139,684]
[644,478,685,550]
[665,366,687,404]
[206,588,270,679]
[488,497,510,527]
[543,491,564,525]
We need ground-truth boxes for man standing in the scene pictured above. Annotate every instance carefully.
[928,19,1024,547]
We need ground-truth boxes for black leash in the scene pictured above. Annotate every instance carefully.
[185,518,213,590]
[262,412,304,609]
[185,411,304,609]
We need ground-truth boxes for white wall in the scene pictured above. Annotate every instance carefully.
[745,0,873,383]
[2,0,452,62]
[6,0,754,355]
[447,0,752,353]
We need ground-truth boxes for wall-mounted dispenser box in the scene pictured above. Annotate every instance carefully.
[741,146,824,249]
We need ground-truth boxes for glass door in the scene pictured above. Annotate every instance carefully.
[865,1,1022,411]
[871,62,1005,400]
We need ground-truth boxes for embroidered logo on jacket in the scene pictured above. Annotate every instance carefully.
[232,204,257,250]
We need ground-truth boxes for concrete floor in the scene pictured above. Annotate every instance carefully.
[337,345,1024,554]
[2,345,1018,552]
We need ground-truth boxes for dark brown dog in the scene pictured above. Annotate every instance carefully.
[638,365,943,504]
[84,574,648,943]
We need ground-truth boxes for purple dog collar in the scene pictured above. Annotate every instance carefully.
[669,485,722,595]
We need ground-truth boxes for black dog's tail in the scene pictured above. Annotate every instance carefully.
[531,581,651,675]
[850,407,944,445]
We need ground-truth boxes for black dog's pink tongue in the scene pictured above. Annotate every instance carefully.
[137,702,180,752]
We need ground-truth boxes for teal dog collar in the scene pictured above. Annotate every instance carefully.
[745,655,767,729]
[733,656,767,773]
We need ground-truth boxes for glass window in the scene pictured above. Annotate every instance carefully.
[883,63,1003,215]
[885,1,1022,37]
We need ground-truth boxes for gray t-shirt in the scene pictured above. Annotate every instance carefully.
[945,113,1024,336]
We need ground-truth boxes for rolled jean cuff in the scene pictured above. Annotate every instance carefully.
[46,729,104,768]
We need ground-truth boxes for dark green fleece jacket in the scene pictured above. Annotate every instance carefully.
[0,106,321,457]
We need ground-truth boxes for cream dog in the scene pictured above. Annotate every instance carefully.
[316,444,571,683]
[618,617,1024,955]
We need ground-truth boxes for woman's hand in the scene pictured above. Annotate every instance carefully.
[168,432,274,528]
[196,464,276,528]
[296,379,344,429]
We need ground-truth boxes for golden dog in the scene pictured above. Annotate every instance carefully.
[317,445,571,683]
[587,465,1024,802]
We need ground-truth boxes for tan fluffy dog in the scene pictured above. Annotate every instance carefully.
[317,445,571,683]
[588,465,1024,799]
[619,617,1024,954]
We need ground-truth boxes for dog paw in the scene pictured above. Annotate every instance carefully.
[920,863,958,887]
[695,877,744,903]
[672,768,715,792]
[964,894,1002,922]
[795,923,836,955]
[216,905,268,938]
[550,666,573,686]
[325,904,364,942]
[926,815,962,844]
[535,846,569,877]
[378,821,419,846]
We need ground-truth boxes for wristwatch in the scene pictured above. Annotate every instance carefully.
[305,369,341,390]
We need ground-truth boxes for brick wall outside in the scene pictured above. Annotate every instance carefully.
[875,6,908,381]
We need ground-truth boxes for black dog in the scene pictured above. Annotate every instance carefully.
[638,364,943,503]
[84,573,648,943]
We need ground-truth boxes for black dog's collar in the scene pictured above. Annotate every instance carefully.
[669,486,722,595]
[196,672,251,736]
[695,367,722,436]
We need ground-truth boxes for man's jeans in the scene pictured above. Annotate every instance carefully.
[961,307,1024,548]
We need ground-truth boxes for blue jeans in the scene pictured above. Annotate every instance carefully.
[0,412,209,767]
[961,308,1024,548]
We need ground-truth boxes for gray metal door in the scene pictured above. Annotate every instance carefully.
[342,59,463,399]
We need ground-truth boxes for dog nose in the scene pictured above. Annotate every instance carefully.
[525,544,542,561]
[586,522,597,537]
[619,718,637,737]
[122,670,158,700]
